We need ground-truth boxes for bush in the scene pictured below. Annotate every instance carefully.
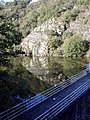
[53,47,63,56]
[63,10,78,22]
[62,32,73,40]
[62,34,89,57]
[77,0,90,5]
[48,30,63,50]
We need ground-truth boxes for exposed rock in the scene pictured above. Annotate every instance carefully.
[34,17,64,32]
[21,31,48,56]
[21,17,65,56]
[66,9,90,41]
[21,9,90,57]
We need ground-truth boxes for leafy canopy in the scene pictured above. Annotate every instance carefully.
[62,34,89,57]
[0,6,22,53]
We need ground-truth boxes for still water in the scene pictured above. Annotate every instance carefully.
[0,56,88,112]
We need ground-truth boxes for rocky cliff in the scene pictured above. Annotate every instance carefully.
[67,9,90,41]
[21,17,65,56]
[21,7,90,57]
[21,31,48,56]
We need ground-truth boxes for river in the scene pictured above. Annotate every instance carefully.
[0,56,89,112]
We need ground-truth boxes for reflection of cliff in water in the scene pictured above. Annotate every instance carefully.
[22,56,87,85]
[0,56,51,112]
[22,57,67,85]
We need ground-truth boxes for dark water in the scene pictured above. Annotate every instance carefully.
[0,56,89,112]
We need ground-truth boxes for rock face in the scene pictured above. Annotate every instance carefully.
[21,31,48,56]
[21,9,90,56]
[21,17,64,56]
[67,9,90,41]
[30,0,41,3]
[34,18,64,32]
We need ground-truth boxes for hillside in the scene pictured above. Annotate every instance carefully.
[0,0,90,57]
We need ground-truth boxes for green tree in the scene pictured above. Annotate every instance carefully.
[62,34,89,57]
[48,30,63,51]
[0,8,22,54]
[77,0,90,5]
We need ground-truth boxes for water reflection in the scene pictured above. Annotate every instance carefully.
[0,56,87,112]
[22,56,87,85]
[22,57,64,85]
[0,56,50,112]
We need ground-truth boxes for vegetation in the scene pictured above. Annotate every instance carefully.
[1,0,90,37]
[1,0,90,115]
[62,34,89,57]
[0,7,22,54]
[0,56,51,112]
[48,30,63,51]
[0,0,90,57]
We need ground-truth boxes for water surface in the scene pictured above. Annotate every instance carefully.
[0,56,88,112]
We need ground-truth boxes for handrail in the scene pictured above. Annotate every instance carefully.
[35,78,90,120]
[36,80,89,119]
[0,69,87,120]
[43,70,87,96]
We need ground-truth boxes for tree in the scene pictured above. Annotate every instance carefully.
[48,30,63,50]
[62,34,89,57]
[0,7,22,54]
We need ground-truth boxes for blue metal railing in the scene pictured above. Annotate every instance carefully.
[0,69,87,120]
[35,78,90,120]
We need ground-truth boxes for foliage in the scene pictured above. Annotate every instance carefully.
[62,32,73,40]
[63,9,78,22]
[53,47,63,56]
[48,30,63,51]
[1,0,90,38]
[77,0,90,5]
[0,0,90,57]
[12,45,22,54]
[62,34,89,57]
[0,7,22,54]
[0,0,79,37]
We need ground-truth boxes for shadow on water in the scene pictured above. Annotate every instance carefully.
[0,55,88,112]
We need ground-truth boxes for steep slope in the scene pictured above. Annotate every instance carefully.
[67,9,90,41]
[1,0,90,57]
[21,6,90,57]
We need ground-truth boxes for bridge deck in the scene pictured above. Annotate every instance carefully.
[16,73,90,120]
